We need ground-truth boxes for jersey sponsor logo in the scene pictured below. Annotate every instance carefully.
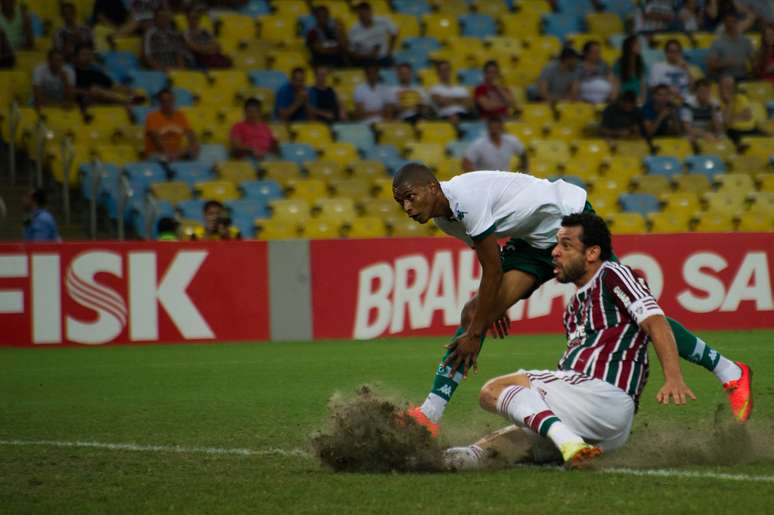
[438,384,453,397]
[613,286,632,307]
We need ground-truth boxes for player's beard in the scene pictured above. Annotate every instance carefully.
[554,257,586,284]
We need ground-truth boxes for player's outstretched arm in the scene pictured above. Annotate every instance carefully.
[641,315,697,405]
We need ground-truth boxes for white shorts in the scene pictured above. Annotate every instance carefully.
[519,369,635,452]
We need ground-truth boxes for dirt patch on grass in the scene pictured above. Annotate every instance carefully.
[311,385,445,473]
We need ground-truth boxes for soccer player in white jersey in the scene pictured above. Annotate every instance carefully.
[390,164,752,438]
[446,212,695,468]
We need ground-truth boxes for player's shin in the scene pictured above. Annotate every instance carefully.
[667,317,741,383]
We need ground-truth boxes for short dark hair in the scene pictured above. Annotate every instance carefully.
[560,212,613,262]
[560,47,579,61]
[203,200,224,212]
[244,97,262,110]
[482,59,499,71]
[157,216,178,234]
[695,78,711,89]
[619,90,637,104]
[291,66,305,76]
[582,41,599,55]
[393,162,438,189]
[31,188,47,207]
[652,83,670,94]
[355,2,371,10]
[665,38,683,52]
[157,87,173,100]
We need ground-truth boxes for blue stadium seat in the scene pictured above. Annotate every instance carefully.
[29,13,43,37]
[102,51,140,83]
[460,14,496,38]
[227,199,271,237]
[365,144,401,163]
[79,163,122,201]
[458,68,483,86]
[543,14,582,40]
[197,144,229,167]
[555,0,594,15]
[393,49,430,69]
[125,162,167,194]
[178,199,206,221]
[128,70,168,97]
[169,162,215,187]
[379,68,400,86]
[684,49,709,73]
[333,123,375,152]
[392,0,431,15]
[644,156,683,178]
[403,37,441,54]
[240,0,271,16]
[459,121,485,141]
[164,87,195,107]
[684,155,726,180]
[241,179,284,202]
[131,105,154,125]
[280,143,318,164]
[601,0,637,18]
[619,193,660,215]
[132,199,176,239]
[384,157,410,175]
[299,15,316,35]
[447,140,471,158]
[249,70,288,91]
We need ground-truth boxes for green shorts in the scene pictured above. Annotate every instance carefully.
[500,201,616,287]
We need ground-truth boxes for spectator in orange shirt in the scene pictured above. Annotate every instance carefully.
[144,88,200,161]
[229,97,278,159]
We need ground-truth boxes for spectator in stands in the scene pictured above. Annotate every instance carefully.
[462,116,527,172]
[306,4,348,68]
[308,65,346,122]
[23,189,60,242]
[390,62,431,123]
[643,83,685,138]
[708,11,755,80]
[475,60,515,119]
[348,2,397,67]
[614,35,647,103]
[353,63,394,123]
[599,91,645,140]
[535,47,580,104]
[634,0,678,33]
[156,217,179,241]
[648,39,693,101]
[230,97,278,159]
[578,41,618,104]
[91,0,129,28]
[678,0,705,31]
[53,2,94,62]
[0,0,32,50]
[118,0,163,36]
[32,49,76,108]
[682,78,724,141]
[73,44,145,106]
[704,0,757,32]
[429,59,473,125]
[274,66,310,122]
[145,87,200,161]
[143,8,189,71]
[756,23,774,82]
[198,200,240,240]
[718,74,760,143]
[184,5,231,69]
[0,26,14,68]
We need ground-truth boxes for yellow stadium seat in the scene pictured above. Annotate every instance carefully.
[654,137,693,159]
[607,213,647,234]
[702,191,746,214]
[361,198,402,218]
[428,48,467,70]
[292,122,332,149]
[587,192,619,217]
[432,0,469,14]
[217,13,258,41]
[585,12,624,36]
[660,192,699,217]
[648,212,691,233]
[673,173,711,194]
[592,176,628,197]
[268,124,291,144]
[546,124,581,142]
[632,175,671,196]
[741,137,774,159]
[523,35,562,57]
[270,199,311,221]
[273,0,308,16]
[209,69,250,92]
[351,160,387,179]
[694,212,735,232]
[520,103,555,128]
[575,138,611,160]
[423,14,460,42]
[405,142,445,166]
[500,13,541,36]
[757,173,774,192]
[529,139,571,163]
[230,49,269,70]
[372,177,394,200]
[322,142,359,166]
[528,157,559,179]
[268,51,309,76]
[330,178,371,200]
[566,33,605,52]
[390,14,420,43]
[736,212,773,232]
[315,197,357,222]
[303,219,342,239]
[287,179,327,202]
[696,138,737,160]
[151,181,192,204]
[555,102,596,127]
[502,61,542,87]
[256,218,301,240]
[261,161,302,186]
[727,154,770,176]
[306,160,347,181]
[602,154,643,181]
[112,36,141,54]
[347,216,389,238]
[97,145,138,165]
[614,140,651,158]
[195,180,240,202]
[565,159,601,182]
[692,32,715,49]
[435,157,462,180]
[739,81,773,104]
[505,121,542,144]
[416,121,457,144]
[652,32,692,50]
[180,106,220,136]
[375,121,415,148]
[332,68,366,90]
[715,173,754,193]
[169,70,210,95]
[218,161,256,184]
[389,217,433,237]
[487,37,525,55]
[747,192,774,216]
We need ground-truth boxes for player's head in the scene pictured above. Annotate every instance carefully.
[392,162,443,224]
[552,212,612,284]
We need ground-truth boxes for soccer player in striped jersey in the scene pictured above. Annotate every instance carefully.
[446,212,695,468]
[391,164,753,437]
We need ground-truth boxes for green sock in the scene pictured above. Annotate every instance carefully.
[667,317,720,371]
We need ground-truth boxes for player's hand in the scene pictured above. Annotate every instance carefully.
[656,379,696,405]
[443,331,482,379]
[490,314,510,339]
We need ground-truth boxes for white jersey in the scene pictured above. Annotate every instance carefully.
[433,171,587,249]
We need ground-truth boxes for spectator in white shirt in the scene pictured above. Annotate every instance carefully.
[462,117,527,172]
[348,2,398,67]
[390,62,432,123]
[648,38,693,101]
[33,48,75,108]
[429,59,473,126]
[353,64,395,123]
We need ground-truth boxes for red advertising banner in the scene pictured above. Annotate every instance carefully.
[0,241,269,346]
[310,233,774,339]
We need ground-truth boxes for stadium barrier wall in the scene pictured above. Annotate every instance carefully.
[1,233,772,346]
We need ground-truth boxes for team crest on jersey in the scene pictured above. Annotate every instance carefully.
[455,208,467,220]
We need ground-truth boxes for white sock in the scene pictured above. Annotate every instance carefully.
[713,357,742,384]
[420,393,447,423]
[546,423,585,449]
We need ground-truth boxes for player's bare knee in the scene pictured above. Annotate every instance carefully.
[479,374,531,412]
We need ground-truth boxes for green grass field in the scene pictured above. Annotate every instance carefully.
[1,330,773,515]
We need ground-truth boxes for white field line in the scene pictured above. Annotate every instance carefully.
[2,439,773,483]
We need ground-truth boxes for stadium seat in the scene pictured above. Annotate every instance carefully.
[757,173,774,192]
[459,14,496,38]
[696,137,737,160]
[196,144,229,168]
[177,199,206,221]
[306,160,347,181]
[520,104,555,128]
[364,143,401,163]
[543,14,583,39]
[125,162,167,194]
[347,217,388,238]
[405,142,445,166]
[150,181,192,204]
[315,198,357,223]
[322,142,359,166]
[280,143,318,165]
[555,102,596,127]
[169,162,215,187]
[585,12,623,36]
[644,156,683,178]
[249,70,288,91]
[673,173,711,194]
[330,179,371,200]
[575,139,611,162]
[416,121,457,145]
[287,179,327,202]
[256,218,300,240]
[648,211,691,233]
[423,14,460,41]
[653,138,693,159]
[528,158,558,179]
[715,173,754,194]
[740,81,773,104]
[241,179,284,203]
[747,192,774,216]
[434,157,462,180]
[303,219,342,240]
[529,140,571,163]
[614,140,651,158]
[292,122,332,150]
[727,155,770,176]
[333,123,375,152]
[505,122,540,145]
[260,161,302,186]
[97,145,138,166]
[227,198,270,229]
[270,198,311,222]
[195,180,239,203]
[564,160,599,182]
[586,193,619,218]
[79,163,121,201]
[693,212,735,232]
[684,155,726,180]
[736,212,773,232]
[372,177,396,200]
[500,13,542,37]
[390,217,433,237]
[619,193,660,215]
[631,175,670,196]
[741,137,774,159]
[606,212,647,234]
[362,198,402,218]
[217,161,256,184]
[445,140,470,159]
[375,122,415,149]
[128,70,168,97]
[702,191,746,214]
[660,192,700,217]
[349,160,387,181]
